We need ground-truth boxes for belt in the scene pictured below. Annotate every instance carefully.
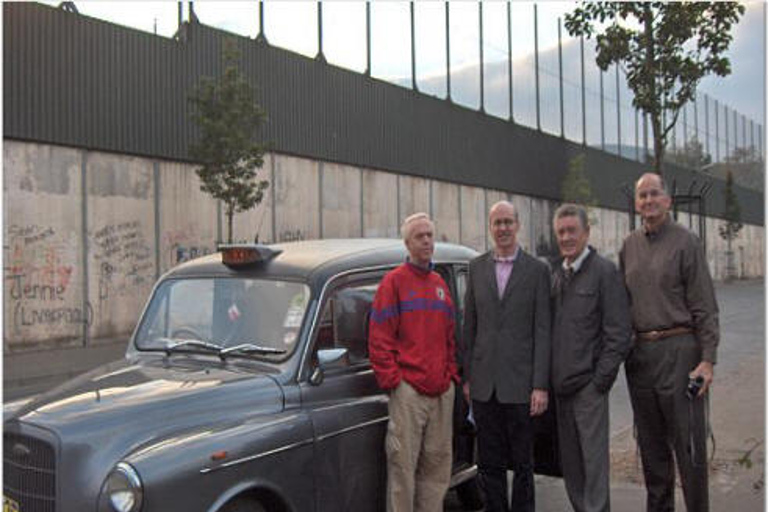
[636,326,693,342]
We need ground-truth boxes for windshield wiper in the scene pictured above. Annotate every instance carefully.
[159,338,223,356]
[219,343,287,360]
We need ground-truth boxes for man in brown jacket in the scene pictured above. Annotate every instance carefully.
[620,173,719,512]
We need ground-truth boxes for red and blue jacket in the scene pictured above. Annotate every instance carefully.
[368,262,459,396]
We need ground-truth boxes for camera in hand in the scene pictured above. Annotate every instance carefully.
[686,375,704,399]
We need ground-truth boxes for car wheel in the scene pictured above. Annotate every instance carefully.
[456,477,484,511]
[220,497,267,512]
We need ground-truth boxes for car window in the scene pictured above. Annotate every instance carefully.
[134,278,310,359]
[315,282,379,366]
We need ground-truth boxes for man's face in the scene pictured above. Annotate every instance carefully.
[635,174,671,224]
[405,218,435,265]
[554,215,589,263]
[490,204,519,252]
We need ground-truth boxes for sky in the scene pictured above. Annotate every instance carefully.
[37,1,766,150]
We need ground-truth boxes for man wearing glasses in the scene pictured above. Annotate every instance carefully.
[462,200,551,512]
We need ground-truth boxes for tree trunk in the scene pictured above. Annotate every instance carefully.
[227,204,234,243]
[643,4,663,176]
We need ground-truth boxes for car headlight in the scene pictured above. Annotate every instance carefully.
[98,462,143,512]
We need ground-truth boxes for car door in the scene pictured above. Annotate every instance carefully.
[299,271,388,512]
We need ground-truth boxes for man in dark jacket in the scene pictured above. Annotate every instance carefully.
[551,204,632,512]
[463,200,551,512]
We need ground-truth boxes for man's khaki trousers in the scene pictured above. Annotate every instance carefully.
[385,380,455,512]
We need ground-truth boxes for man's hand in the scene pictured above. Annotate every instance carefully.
[462,382,471,404]
[690,361,714,397]
[530,389,548,416]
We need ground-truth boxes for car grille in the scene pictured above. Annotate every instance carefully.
[4,432,56,512]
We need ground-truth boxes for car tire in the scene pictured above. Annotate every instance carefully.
[455,477,484,511]
[220,497,267,512]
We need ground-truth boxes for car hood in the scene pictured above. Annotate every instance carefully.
[7,355,285,442]
[5,355,288,511]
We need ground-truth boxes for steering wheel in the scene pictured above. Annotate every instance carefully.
[170,326,206,341]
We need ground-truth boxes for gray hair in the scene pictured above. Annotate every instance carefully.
[400,212,434,240]
[553,203,590,230]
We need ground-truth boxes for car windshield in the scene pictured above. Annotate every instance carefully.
[134,277,311,360]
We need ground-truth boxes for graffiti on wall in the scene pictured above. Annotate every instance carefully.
[92,221,154,301]
[163,226,213,267]
[279,229,305,242]
[4,224,92,336]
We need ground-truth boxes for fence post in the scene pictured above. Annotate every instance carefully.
[724,105,731,160]
[365,2,371,75]
[715,99,719,162]
[615,64,621,156]
[507,2,513,121]
[534,4,540,131]
[411,2,417,91]
[643,112,648,163]
[317,2,325,62]
[635,108,639,161]
[479,1,484,112]
[258,1,266,43]
[558,18,564,137]
[694,95,699,143]
[580,35,586,145]
[445,2,451,100]
[599,69,604,150]
[705,94,710,158]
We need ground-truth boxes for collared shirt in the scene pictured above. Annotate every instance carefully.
[562,246,591,274]
[620,215,720,363]
[494,245,520,299]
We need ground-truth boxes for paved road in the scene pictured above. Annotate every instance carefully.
[446,279,765,511]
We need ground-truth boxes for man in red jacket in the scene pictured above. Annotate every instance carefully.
[369,212,459,512]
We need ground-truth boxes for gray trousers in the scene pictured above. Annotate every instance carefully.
[556,381,610,512]
[626,334,709,512]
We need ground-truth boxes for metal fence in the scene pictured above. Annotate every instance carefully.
[175,1,763,168]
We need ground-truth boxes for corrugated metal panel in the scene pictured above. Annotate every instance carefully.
[3,2,763,225]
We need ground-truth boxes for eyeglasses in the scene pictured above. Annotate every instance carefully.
[492,218,516,228]
[636,188,665,200]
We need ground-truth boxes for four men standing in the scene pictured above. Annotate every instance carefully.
[370,174,719,511]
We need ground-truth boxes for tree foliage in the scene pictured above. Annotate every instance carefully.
[565,2,744,175]
[189,39,269,243]
[719,169,743,243]
[561,153,599,225]
[667,136,711,170]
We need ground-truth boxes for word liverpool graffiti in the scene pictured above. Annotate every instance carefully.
[13,301,93,331]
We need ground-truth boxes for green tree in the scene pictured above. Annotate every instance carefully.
[561,153,598,224]
[565,2,744,176]
[667,136,712,170]
[719,170,743,279]
[189,39,269,243]
[726,145,761,164]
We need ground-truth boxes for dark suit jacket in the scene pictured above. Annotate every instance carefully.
[462,248,552,404]
[551,248,632,396]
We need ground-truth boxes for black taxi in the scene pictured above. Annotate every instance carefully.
[4,239,483,512]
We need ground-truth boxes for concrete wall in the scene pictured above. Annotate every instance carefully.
[4,139,764,349]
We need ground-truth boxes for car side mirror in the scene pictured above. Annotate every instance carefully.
[309,348,350,386]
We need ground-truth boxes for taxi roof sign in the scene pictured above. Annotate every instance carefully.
[218,244,281,267]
